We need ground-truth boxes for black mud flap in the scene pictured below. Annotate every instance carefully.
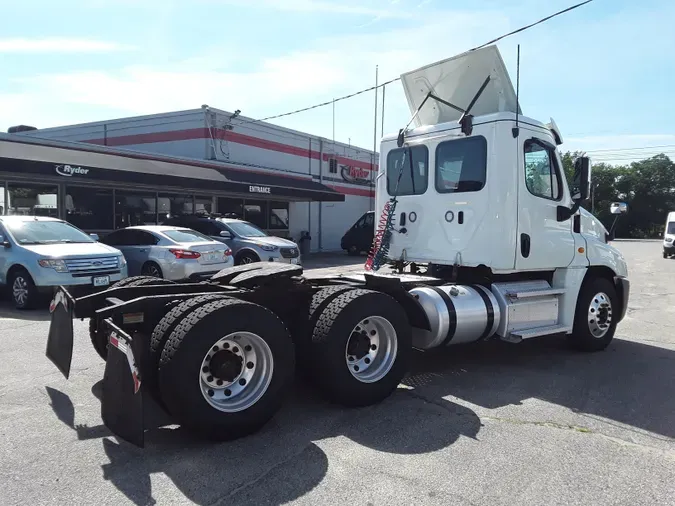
[46,287,76,378]
[101,320,145,448]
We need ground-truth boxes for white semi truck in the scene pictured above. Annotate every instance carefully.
[45,45,630,447]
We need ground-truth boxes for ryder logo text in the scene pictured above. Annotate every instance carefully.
[55,164,90,177]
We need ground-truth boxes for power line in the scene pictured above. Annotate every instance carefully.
[234,0,595,127]
[585,144,675,154]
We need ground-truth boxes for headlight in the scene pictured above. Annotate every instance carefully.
[119,255,128,267]
[38,259,68,273]
[258,244,278,252]
[666,237,674,243]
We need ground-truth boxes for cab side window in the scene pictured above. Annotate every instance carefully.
[524,139,562,201]
[386,145,428,196]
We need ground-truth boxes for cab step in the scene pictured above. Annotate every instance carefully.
[503,324,572,343]
[504,288,566,300]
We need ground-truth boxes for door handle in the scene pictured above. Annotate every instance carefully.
[520,234,531,258]
[139,248,147,252]
[400,212,407,227]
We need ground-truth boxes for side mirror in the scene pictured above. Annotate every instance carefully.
[571,156,591,202]
[89,233,100,241]
[610,202,628,215]
[219,230,232,239]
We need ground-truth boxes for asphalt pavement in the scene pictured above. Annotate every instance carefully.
[0,245,673,506]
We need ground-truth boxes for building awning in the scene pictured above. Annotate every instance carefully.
[0,136,345,202]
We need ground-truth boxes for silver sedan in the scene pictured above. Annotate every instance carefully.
[100,225,234,281]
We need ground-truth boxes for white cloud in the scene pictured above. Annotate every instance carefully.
[212,0,410,18]
[2,7,509,144]
[0,38,135,53]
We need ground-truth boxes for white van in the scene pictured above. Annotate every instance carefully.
[664,211,675,258]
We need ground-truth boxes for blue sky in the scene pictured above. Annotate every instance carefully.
[1,0,674,164]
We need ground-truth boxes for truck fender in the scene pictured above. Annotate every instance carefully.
[363,274,431,331]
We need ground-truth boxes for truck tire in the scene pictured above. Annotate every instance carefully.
[569,276,618,352]
[157,298,295,440]
[146,293,233,400]
[308,288,412,407]
[89,276,175,361]
[292,285,356,374]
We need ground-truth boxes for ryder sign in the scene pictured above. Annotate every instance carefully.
[55,164,90,177]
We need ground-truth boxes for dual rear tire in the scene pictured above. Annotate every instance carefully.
[145,286,412,440]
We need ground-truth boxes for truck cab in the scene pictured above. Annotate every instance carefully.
[375,45,626,279]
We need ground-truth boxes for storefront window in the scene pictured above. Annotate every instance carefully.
[115,191,157,228]
[6,184,59,217]
[217,198,244,219]
[268,201,289,230]
[244,200,268,229]
[65,186,114,230]
[0,184,5,215]
[158,194,194,223]
[195,196,213,215]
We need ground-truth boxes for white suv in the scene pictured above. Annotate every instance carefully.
[0,216,128,309]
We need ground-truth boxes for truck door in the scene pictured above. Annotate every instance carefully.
[515,134,575,270]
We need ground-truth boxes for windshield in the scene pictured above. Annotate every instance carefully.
[668,222,675,235]
[5,220,94,245]
[163,229,213,243]
[225,221,268,238]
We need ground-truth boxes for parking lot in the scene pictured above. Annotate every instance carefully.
[0,243,673,506]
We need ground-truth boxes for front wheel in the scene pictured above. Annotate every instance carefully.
[307,289,412,407]
[236,251,260,265]
[9,268,38,310]
[569,277,618,352]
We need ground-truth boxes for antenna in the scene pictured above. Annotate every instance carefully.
[512,44,521,138]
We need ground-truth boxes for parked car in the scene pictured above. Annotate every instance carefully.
[0,216,128,309]
[341,211,375,256]
[99,225,233,281]
[162,215,302,265]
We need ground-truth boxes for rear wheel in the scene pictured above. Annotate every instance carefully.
[157,298,295,440]
[307,289,412,407]
[141,262,163,278]
[146,293,233,400]
[569,277,618,352]
[89,276,175,360]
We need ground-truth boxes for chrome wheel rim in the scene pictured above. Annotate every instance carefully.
[199,332,274,412]
[147,265,161,277]
[241,256,254,264]
[12,277,28,305]
[588,292,613,338]
[345,316,398,383]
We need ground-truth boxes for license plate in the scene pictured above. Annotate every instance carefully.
[93,275,110,287]
[290,258,299,264]
[202,251,222,264]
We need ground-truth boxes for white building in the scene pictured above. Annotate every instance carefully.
[11,106,378,252]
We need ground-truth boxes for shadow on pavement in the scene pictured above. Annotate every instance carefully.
[403,335,675,440]
[0,300,51,322]
[45,375,480,505]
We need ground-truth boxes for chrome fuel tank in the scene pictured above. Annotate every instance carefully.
[409,285,501,350]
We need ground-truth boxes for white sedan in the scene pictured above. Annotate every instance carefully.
[100,225,234,281]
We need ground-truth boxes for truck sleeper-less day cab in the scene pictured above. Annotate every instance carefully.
[45,45,629,447]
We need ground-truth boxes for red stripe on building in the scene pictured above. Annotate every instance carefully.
[326,184,375,197]
[83,127,379,172]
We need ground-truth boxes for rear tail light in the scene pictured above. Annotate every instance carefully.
[224,249,232,257]
[169,249,201,259]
